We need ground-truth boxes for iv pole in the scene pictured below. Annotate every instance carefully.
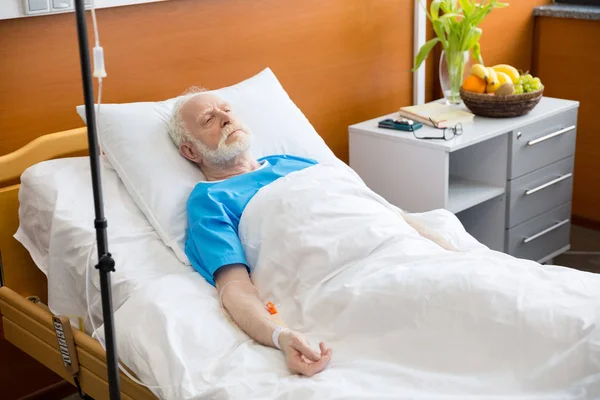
[73,0,121,398]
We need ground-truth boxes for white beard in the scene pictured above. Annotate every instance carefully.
[194,124,253,165]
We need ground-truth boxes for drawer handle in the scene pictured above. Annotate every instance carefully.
[523,219,570,244]
[524,173,573,196]
[527,125,575,146]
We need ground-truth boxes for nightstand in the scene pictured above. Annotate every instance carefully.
[349,97,579,263]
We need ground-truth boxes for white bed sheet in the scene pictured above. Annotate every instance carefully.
[97,163,600,400]
[15,157,190,329]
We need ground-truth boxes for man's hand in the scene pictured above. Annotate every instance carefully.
[278,330,332,377]
[216,265,333,376]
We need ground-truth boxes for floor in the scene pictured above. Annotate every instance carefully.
[554,224,600,273]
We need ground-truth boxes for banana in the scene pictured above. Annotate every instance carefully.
[486,67,501,93]
[470,64,488,81]
[496,72,512,85]
[492,64,520,84]
[487,82,501,94]
[486,67,499,84]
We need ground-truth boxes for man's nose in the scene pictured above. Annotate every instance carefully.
[221,114,231,128]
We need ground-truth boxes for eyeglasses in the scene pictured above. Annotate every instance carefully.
[410,118,463,141]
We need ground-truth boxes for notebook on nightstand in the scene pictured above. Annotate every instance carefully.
[399,103,474,128]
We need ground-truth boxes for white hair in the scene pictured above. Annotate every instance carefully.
[166,86,207,147]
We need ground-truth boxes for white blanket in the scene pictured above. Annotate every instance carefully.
[104,163,600,399]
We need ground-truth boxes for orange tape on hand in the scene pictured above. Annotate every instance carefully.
[266,302,278,315]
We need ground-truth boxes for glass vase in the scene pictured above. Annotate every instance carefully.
[440,50,471,105]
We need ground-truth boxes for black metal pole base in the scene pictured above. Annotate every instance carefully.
[73,1,121,399]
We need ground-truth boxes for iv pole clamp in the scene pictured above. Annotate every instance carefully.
[73,0,121,398]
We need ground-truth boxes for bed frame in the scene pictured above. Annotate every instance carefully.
[0,128,155,400]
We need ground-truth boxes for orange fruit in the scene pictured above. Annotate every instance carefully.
[462,75,486,93]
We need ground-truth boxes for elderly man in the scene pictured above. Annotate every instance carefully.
[167,90,333,377]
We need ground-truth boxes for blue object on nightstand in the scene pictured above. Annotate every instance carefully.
[378,118,423,132]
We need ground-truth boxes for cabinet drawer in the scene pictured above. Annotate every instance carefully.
[506,202,571,262]
[508,109,577,179]
[507,157,574,228]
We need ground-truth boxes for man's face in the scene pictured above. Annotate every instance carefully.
[179,94,251,165]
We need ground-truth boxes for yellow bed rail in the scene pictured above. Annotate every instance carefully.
[0,127,88,184]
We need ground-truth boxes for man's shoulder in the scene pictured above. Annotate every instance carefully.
[186,182,228,226]
[190,181,213,195]
[187,181,215,207]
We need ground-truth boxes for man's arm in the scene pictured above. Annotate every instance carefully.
[215,264,332,376]
[401,212,459,251]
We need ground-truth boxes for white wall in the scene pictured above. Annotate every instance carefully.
[413,0,426,106]
[0,0,165,20]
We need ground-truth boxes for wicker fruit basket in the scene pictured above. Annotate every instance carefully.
[460,86,544,118]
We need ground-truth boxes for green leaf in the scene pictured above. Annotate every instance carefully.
[472,42,483,64]
[461,26,482,51]
[432,20,448,48]
[440,0,453,13]
[438,13,462,22]
[458,0,475,16]
[471,3,493,26]
[426,0,506,62]
[438,14,454,36]
[430,0,443,20]
[412,37,441,72]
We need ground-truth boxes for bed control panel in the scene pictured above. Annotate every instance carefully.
[52,315,80,375]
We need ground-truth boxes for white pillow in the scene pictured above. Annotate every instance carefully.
[15,157,189,329]
[77,68,338,264]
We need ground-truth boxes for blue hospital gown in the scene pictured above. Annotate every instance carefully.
[185,155,317,286]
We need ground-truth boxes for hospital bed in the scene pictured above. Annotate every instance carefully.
[2,125,600,399]
[0,127,155,400]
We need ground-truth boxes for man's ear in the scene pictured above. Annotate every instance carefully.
[179,141,203,165]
